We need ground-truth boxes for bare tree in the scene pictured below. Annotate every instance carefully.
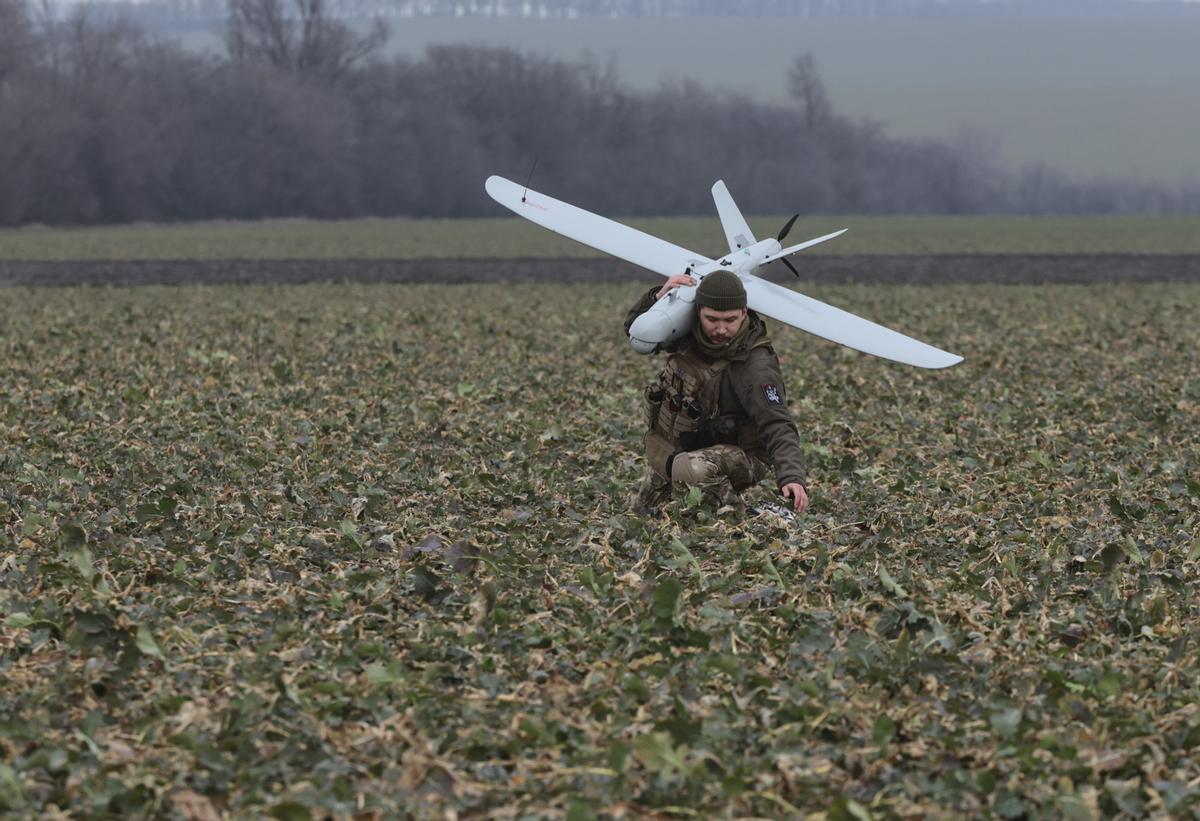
[787,53,832,132]
[0,0,33,90]
[2,13,1198,227]
[225,0,387,82]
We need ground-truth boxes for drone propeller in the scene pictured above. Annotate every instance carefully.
[777,213,800,242]
[776,214,801,277]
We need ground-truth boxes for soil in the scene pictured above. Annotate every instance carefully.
[3,254,1200,288]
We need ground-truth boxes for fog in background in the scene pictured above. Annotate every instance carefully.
[2,0,1198,226]
[369,16,1200,186]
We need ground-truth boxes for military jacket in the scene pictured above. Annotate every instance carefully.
[624,286,807,488]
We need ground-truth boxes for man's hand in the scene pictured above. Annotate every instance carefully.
[781,483,809,513]
[656,273,697,300]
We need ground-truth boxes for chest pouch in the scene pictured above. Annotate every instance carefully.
[647,353,728,447]
[644,431,676,480]
[642,384,665,431]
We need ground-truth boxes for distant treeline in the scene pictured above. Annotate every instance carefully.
[1,0,1197,227]
[46,0,1200,27]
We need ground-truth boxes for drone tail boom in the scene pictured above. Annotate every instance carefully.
[759,229,849,264]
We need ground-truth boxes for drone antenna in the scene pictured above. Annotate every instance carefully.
[521,156,539,203]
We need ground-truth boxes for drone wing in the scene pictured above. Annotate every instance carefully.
[742,277,963,369]
[486,176,713,278]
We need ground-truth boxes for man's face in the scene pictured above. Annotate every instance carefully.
[698,306,747,345]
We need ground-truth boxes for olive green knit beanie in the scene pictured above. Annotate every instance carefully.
[695,270,747,311]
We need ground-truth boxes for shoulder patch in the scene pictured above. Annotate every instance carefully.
[762,383,783,405]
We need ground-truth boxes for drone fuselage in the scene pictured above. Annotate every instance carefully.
[718,237,783,277]
[627,237,783,353]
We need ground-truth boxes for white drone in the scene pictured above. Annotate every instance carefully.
[485,175,962,369]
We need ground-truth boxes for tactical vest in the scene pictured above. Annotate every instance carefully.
[642,341,772,456]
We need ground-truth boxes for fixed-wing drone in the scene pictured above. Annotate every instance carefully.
[485,175,962,369]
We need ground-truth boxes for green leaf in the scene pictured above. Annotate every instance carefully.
[1097,668,1122,699]
[364,662,406,685]
[652,577,683,622]
[1154,780,1195,812]
[3,613,34,629]
[1056,792,1094,821]
[579,566,600,596]
[656,701,703,746]
[872,715,896,746]
[411,565,440,600]
[976,769,998,794]
[1123,537,1145,565]
[339,519,363,548]
[268,801,311,821]
[828,795,873,821]
[669,538,703,578]
[1105,780,1145,815]
[565,799,597,821]
[622,673,651,702]
[1108,494,1145,522]
[634,731,686,774]
[993,789,1027,819]
[878,565,908,598]
[73,728,102,758]
[0,763,26,811]
[706,654,741,677]
[762,555,784,587]
[72,548,95,584]
[135,625,166,661]
[59,524,87,551]
[989,706,1022,739]
[607,740,631,773]
[134,503,162,523]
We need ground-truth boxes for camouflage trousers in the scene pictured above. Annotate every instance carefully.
[632,444,769,512]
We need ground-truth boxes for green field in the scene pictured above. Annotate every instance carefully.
[2,281,1198,816]
[4,215,1200,261]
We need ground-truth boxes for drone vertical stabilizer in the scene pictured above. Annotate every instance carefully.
[712,181,756,253]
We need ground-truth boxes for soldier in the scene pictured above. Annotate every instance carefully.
[625,270,810,516]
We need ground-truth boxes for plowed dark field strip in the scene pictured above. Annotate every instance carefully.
[4,253,1200,287]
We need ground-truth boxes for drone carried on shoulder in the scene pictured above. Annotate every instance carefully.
[486,175,962,370]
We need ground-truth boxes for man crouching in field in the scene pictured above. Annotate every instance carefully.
[625,270,810,516]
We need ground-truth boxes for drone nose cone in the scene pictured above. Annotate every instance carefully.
[629,337,658,354]
[628,291,696,354]
[629,307,674,344]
